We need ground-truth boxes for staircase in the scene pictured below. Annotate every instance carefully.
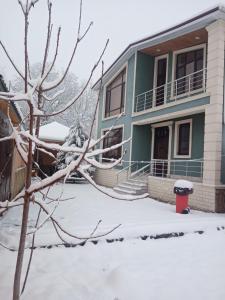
[113,175,148,195]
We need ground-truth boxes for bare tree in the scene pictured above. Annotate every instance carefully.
[11,65,97,131]
[0,1,147,299]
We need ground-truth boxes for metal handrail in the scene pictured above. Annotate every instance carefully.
[115,158,204,185]
[130,163,151,179]
[135,68,207,112]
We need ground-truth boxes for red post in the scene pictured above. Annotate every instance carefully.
[176,194,189,213]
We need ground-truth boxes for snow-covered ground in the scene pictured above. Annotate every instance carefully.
[1,183,225,300]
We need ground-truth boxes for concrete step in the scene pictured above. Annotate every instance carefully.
[117,184,148,194]
[118,183,145,191]
[113,186,137,195]
[128,178,148,185]
[124,181,147,188]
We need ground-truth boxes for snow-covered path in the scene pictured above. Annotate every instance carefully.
[1,183,225,299]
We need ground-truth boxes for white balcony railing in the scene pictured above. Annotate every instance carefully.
[135,68,207,113]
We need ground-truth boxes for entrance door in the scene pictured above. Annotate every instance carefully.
[155,57,167,106]
[153,126,169,176]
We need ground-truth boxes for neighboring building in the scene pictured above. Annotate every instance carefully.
[93,6,225,212]
[0,75,26,202]
[37,121,69,177]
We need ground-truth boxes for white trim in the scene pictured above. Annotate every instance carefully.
[95,103,99,139]
[151,121,173,128]
[174,119,192,158]
[100,124,124,164]
[153,54,169,106]
[132,91,210,118]
[132,105,206,126]
[151,122,173,175]
[132,51,137,113]
[102,63,128,121]
[129,123,134,163]
[171,43,207,98]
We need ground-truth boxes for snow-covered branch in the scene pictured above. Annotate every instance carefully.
[40,39,108,116]
[42,87,65,102]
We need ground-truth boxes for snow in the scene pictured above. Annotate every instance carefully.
[174,179,193,189]
[38,121,69,142]
[1,183,225,299]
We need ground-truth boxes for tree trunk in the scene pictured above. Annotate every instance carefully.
[12,193,30,300]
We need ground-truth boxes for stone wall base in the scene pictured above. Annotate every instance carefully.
[94,168,128,188]
[148,176,225,212]
[93,169,225,212]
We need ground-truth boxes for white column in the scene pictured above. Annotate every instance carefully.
[203,20,225,185]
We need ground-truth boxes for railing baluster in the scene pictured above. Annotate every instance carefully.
[134,68,207,113]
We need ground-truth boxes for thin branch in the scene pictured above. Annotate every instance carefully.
[0,40,36,91]
[42,0,93,92]
[78,168,149,201]
[34,198,121,240]
[41,1,52,76]
[40,39,109,116]
[40,26,61,86]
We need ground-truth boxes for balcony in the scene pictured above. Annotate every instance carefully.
[134,68,207,113]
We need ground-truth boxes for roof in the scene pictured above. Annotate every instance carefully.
[0,74,23,121]
[93,5,225,90]
[39,121,70,142]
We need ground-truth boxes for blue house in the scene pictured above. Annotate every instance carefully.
[93,6,225,212]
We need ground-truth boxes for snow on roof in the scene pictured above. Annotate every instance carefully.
[39,121,69,142]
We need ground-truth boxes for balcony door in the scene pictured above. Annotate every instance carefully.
[154,55,168,106]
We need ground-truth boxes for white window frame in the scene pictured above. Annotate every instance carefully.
[100,124,124,164]
[102,63,128,121]
[151,121,173,176]
[153,54,169,106]
[171,43,207,99]
[174,119,192,159]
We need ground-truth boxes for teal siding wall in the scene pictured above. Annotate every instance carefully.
[131,125,151,162]
[170,113,205,160]
[97,54,136,165]
[130,113,205,177]
[135,52,154,98]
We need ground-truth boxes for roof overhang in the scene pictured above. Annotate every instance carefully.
[93,5,225,90]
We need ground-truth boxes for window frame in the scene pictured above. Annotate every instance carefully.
[174,119,192,159]
[102,64,127,120]
[101,125,124,163]
[171,44,206,98]
[153,54,169,106]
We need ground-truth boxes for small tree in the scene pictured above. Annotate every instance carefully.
[57,120,94,179]
[0,1,147,299]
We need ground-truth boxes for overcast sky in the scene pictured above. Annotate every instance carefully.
[0,0,222,85]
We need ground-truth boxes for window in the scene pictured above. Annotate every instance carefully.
[175,120,192,157]
[175,48,204,95]
[102,127,123,161]
[105,69,126,118]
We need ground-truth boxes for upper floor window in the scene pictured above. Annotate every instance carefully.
[175,47,204,95]
[102,127,123,161]
[105,69,126,118]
